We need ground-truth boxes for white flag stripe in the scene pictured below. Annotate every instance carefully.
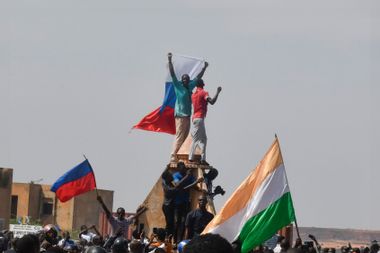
[207,164,289,242]
[165,54,204,82]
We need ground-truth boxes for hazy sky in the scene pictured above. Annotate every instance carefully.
[1,1,379,230]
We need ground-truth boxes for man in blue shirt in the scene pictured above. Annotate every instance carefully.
[168,53,208,162]
[172,162,203,243]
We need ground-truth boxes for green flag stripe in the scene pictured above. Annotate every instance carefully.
[238,192,296,253]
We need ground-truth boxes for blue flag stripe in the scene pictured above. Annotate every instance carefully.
[160,82,176,112]
[51,160,93,192]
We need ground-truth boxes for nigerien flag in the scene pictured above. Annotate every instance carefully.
[203,137,296,253]
[133,54,204,134]
[51,159,97,202]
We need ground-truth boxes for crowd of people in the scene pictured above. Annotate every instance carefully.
[2,224,380,253]
[0,223,234,253]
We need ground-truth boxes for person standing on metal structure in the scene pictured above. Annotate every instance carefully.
[189,79,222,165]
[167,53,208,162]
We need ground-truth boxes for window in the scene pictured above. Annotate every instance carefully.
[11,195,18,218]
[42,199,53,215]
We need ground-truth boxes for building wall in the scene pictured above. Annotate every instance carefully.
[55,197,74,231]
[40,184,57,226]
[28,184,43,219]
[11,182,113,232]
[72,189,113,231]
[11,183,31,219]
[0,168,13,230]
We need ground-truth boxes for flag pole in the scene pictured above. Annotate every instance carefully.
[274,134,301,240]
[83,154,99,197]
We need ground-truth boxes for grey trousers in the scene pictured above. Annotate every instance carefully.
[189,118,207,161]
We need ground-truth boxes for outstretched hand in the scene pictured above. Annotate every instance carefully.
[204,61,209,68]
[217,86,222,93]
[168,52,172,61]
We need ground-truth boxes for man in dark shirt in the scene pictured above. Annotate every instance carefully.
[171,162,204,243]
[161,166,192,237]
[184,195,214,239]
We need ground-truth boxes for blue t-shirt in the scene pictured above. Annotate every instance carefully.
[173,172,195,205]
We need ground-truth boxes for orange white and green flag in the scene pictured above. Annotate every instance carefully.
[203,137,296,253]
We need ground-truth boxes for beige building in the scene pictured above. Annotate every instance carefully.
[11,182,113,232]
[0,168,13,230]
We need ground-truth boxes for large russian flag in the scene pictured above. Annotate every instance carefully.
[133,54,204,135]
[203,138,296,253]
[51,159,97,202]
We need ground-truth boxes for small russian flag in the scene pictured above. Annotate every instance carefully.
[51,159,97,202]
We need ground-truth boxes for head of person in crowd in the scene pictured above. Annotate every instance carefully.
[129,240,144,253]
[178,240,190,253]
[279,239,290,252]
[177,162,187,175]
[309,247,317,253]
[155,228,166,243]
[363,247,370,253]
[10,237,19,251]
[15,234,40,253]
[198,195,208,211]
[263,247,274,253]
[181,74,191,88]
[92,235,103,246]
[0,232,8,252]
[370,243,380,253]
[276,236,285,245]
[253,244,264,253]
[45,246,65,253]
[63,244,79,253]
[183,233,233,253]
[287,247,303,253]
[111,237,128,253]
[43,224,58,245]
[85,246,107,253]
[196,79,205,88]
[231,241,242,253]
[62,231,71,240]
[116,207,126,221]
[162,169,174,185]
[80,225,89,235]
[322,247,329,253]
[78,238,88,248]
[328,248,336,253]
[154,248,166,253]
[293,238,302,248]
[352,248,361,253]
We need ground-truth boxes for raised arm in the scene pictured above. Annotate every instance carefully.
[207,86,222,105]
[97,195,112,219]
[196,62,209,80]
[183,177,204,191]
[90,224,101,236]
[128,205,148,220]
[173,169,192,188]
[168,53,176,80]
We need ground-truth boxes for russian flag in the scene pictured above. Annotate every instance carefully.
[133,54,205,135]
[51,159,97,202]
